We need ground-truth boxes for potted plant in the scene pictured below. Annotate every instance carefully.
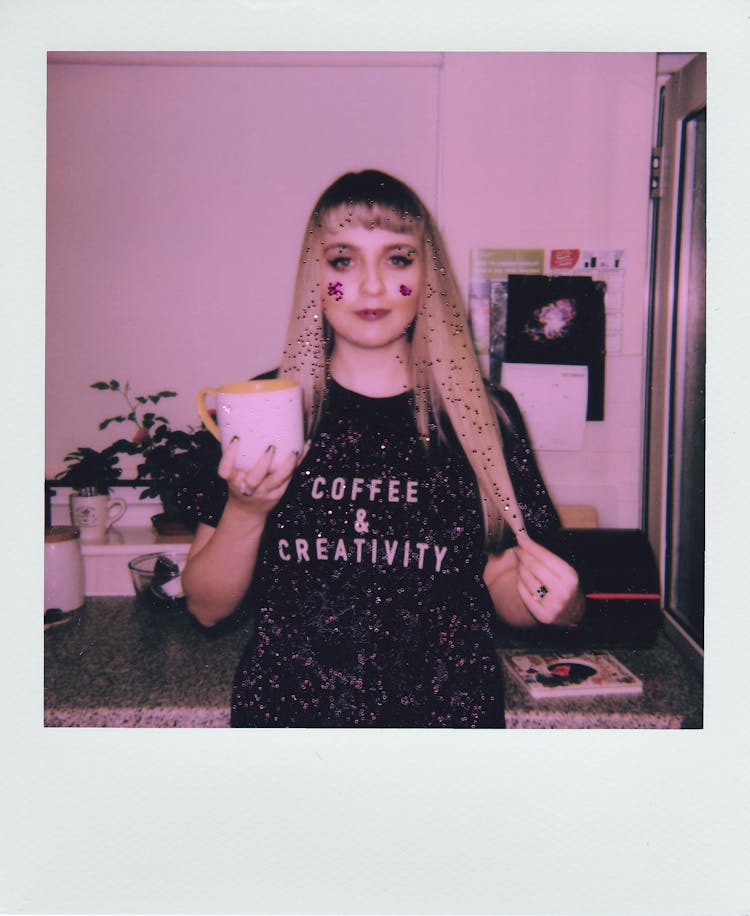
[55,379,221,535]
[54,442,129,495]
[136,424,220,535]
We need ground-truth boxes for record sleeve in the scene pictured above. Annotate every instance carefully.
[503,650,643,699]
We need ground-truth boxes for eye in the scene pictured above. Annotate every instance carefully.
[327,256,352,270]
[389,254,415,268]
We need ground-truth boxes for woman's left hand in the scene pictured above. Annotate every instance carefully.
[513,532,585,627]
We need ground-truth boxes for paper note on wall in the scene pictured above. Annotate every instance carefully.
[501,363,588,451]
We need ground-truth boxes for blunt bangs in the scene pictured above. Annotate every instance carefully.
[312,169,427,239]
[316,201,422,238]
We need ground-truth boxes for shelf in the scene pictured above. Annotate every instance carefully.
[80,526,192,596]
[80,526,193,555]
[48,488,194,594]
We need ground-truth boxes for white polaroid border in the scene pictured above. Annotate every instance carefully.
[3,2,748,914]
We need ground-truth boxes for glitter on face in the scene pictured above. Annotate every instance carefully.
[327,281,344,301]
[399,284,412,297]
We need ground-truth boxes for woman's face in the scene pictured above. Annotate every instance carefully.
[318,222,424,354]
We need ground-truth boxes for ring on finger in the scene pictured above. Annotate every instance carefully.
[536,584,549,601]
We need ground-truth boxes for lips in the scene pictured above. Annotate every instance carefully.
[354,309,390,321]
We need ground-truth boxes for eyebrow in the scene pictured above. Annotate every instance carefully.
[322,242,418,253]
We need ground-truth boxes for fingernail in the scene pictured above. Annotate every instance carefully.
[265,444,276,454]
[230,435,239,444]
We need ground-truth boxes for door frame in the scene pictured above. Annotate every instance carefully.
[644,52,706,659]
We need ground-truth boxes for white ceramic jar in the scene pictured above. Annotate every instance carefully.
[44,526,85,613]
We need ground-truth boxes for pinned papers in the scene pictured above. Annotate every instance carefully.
[505,274,606,421]
[468,249,544,381]
[501,363,589,451]
[468,248,623,420]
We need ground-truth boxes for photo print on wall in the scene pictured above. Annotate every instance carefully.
[504,274,606,420]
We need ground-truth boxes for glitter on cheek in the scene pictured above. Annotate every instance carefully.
[399,284,412,297]
[327,281,343,301]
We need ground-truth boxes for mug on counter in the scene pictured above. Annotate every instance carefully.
[69,493,127,544]
[196,379,304,471]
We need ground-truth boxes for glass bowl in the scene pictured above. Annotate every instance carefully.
[128,551,188,609]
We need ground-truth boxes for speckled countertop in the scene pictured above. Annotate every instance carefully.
[44,596,703,728]
[500,641,702,729]
[44,597,250,728]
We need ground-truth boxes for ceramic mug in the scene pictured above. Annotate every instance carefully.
[69,493,127,544]
[196,379,304,471]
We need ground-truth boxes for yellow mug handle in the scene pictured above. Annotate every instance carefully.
[196,388,221,441]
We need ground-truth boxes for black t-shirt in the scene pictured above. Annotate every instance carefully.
[188,379,560,727]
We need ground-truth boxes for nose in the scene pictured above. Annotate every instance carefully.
[360,260,385,296]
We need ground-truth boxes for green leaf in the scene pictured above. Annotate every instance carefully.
[150,391,177,403]
[108,438,142,455]
[109,379,120,390]
[54,442,123,491]
[99,416,127,430]
[90,381,110,390]
[170,430,191,448]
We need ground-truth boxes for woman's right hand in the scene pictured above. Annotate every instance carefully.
[218,438,308,519]
[184,439,308,628]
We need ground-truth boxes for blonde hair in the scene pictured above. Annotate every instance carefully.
[279,169,525,548]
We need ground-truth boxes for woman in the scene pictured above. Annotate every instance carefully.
[182,169,584,727]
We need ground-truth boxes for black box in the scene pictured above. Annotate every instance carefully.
[497,528,662,650]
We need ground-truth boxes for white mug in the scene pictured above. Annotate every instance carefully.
[196,379,304,471]
[69,493,127,544]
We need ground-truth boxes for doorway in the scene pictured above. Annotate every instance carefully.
[645,53,706,655]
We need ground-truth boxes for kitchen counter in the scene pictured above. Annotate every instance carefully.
[44,597,702,728]
[44,596,250,727]
[500,641,702,729]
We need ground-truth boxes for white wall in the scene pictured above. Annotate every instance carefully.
[46,52,441,469]
[437,53,656,526]
[46,51,656,527]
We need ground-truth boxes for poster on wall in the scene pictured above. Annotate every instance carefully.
[468,249,544,381]
[548,248,626,357]
[504,273,606,420]
[468,247,624,425]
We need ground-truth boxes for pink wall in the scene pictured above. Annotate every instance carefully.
[46,52,656,525]
[46,53,440,470]
[438,53,655,525]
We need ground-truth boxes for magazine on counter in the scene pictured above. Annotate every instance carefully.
[503,650,643,699]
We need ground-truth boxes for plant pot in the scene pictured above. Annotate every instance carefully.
[150,513,195,538]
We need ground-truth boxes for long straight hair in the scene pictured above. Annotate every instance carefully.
[279,169,525,547]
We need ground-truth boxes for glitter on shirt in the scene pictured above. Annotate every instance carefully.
[182,378,561,728]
